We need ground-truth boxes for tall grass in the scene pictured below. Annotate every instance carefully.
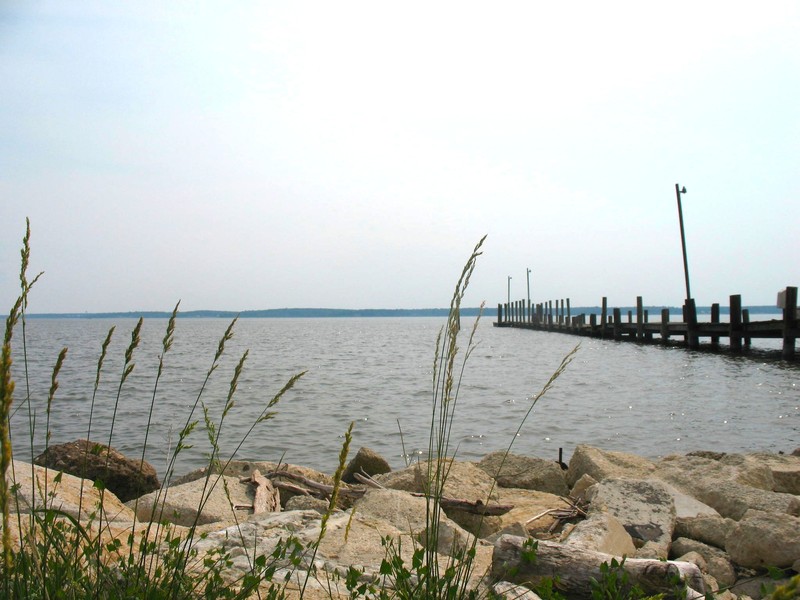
[0,221,311,598]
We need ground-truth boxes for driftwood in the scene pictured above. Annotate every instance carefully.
[235,469,280,514]
[492,535,706,600]
[266,468,514,516]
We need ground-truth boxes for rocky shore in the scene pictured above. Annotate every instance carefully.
[11,443,800,599]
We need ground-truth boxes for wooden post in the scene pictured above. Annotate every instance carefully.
[661,309,670,344]
[710,303,720,347]
[644,309,652,341]
[567,298,571,326]
[636,296,644,340]
[627,310,633,324]
[782,286,797,360]
[729,295,742,352]
[613,308,622,340]
[742,309,751,347]
[601,297,607,339]
[497,303,502,324]
[686,299,699,349]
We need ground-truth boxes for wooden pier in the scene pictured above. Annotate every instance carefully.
[494,286,799,360]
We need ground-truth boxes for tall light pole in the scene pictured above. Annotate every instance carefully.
[526,268,531,305]
[675,183,691,300]
[507,276,512,311]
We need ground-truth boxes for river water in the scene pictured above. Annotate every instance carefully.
[8,315,799,480]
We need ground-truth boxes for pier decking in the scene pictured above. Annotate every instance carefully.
[494,287,798,360]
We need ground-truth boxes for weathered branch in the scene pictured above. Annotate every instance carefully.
[267,468,514,515]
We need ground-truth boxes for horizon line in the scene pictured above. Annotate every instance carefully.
[12,304,784,319]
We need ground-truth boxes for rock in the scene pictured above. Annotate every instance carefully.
[570,473,598,500]
[493,581,543,599]
[748,452,800,495]
[674,514,737,550]
[493,487,568,538]
[676,550,708,573]
[566,445,656,487]
[33,439,159,502]
[354,488,474,557]
[656,454,800,520]
[373,459,499,535]
[585,478,675,559]
[476,452,569,496]
[564,512,637,557]
[725,510,800,569]
[341,447,391,484]
[130,474,255,527]
[670,537,737,589]
[9,459,134,523]
[285,495,329,513]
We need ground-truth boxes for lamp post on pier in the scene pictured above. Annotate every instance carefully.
[526,268,531,305]
[526,268,531,324]
[507,276,512,321]
[675,183,691,301]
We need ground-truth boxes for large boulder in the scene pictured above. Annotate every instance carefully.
[34,439,160,502]
[566,445,656,487]
[130,474,260,527]
[670,537,737,589]
[354,488,473,557]
[341,447,391,484]
[9,460,134,523]
[489,487,567,539]
[476,452,569,496]
[564,512,637,557]
[673,515,736,550]
[655,454,800,520]
[585,478,675,559]
[374,459,499,535]
[748,452,800,495]
[725,509,800,569]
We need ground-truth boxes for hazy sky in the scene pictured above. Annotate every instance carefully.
[1,2,798,313]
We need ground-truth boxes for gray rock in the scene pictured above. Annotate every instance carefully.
[566,445,656,487]
[565,512,637,557]
[493,581,543,599]
[354,488,475,557]
[130,474,255,526]
[476,452,569,496]
[748,452,800,495]
[656,455,800,520]
[670,537,737,589]
[285,494,329,513]
[373,459,499,535]
[725,509,800,568]
[10,459,134,523]
[570,473,598,500]
[674,514,736,550]
[586,478,675,559]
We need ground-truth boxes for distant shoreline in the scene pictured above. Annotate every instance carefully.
[14,305,783,319]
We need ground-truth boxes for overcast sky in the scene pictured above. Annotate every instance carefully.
[1,2,798,313]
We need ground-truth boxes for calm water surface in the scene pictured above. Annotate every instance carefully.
[10,316,799,479]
